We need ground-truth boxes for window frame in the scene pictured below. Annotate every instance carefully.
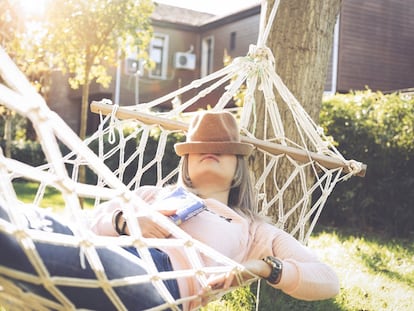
[149,33,169,80]
[201,35,214,77]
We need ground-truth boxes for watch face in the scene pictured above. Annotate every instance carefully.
[263,256,282,284]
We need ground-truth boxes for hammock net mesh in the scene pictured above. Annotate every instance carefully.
[0,1,365,310]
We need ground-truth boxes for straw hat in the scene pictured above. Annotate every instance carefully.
[174,111,254,156]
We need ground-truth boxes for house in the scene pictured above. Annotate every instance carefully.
[48,0,414,134]
[111,3,263,112]
[331,0,414,93]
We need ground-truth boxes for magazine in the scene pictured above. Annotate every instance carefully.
[154,187,206,225]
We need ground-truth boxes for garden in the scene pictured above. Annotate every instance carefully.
[2,89,414,310]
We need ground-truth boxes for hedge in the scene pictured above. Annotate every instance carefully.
[319,90,414,238]
[85,127,182,186]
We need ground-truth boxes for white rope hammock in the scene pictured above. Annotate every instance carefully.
[0,1,365,310]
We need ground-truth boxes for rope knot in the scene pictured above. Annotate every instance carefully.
[344,160,363,179]
[247,45,275,65]
[13,228,29,240]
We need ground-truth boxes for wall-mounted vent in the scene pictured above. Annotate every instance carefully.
[174,52,196,70]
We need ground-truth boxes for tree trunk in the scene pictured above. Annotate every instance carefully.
[250,0,341,232]
[78,63,91,189]
[4,109,12,158]
[79,73,91,142]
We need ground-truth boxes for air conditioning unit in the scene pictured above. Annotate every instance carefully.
[174,52,196,70]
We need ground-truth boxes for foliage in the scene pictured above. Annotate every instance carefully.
[0,107,45,165]
[1,0,155,143]
[43,0,154,91]
[1,1,53,144]
[223,49,246,108]
[0,1,22,51]
[1,0,53,97]
[0,107,27,141]
[38,0,155,185]
[319,90,414,238]
[86,125,182,186]
[4,140,46,167]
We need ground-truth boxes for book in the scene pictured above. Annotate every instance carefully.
[155,187,206,225]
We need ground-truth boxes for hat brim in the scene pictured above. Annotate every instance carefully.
[174,142,253,156]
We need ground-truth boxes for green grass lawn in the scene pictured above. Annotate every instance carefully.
[9,182,414,311]
[206,230,413,311]
[308,230,413,311]
[13,180,67,210]
[12,181,94,211]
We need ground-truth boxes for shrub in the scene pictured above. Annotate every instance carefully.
[0,139,46,167]
[319,90,414,238]
[85,126,182,186]
[0,106,28,141]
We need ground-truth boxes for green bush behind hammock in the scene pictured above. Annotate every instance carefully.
[318,89,414,238]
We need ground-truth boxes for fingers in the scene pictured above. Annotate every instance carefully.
[158,209,177,216]
[199,284,222,307]
[137,216,172,238]
[146,231,171,238]
[199,274,235,307]
[223,273,235,289]
[203,272,233,293]
[135,187,157,202]
[150,226,171,238]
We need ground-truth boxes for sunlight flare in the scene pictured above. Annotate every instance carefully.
[18,0,48,17]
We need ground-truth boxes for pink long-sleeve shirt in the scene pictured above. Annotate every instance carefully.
[90,187,339,310]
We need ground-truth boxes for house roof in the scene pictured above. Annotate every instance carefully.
[152,2,262,30]
[152,3,216,27]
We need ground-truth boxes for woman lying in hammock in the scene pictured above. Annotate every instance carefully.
[90,110,340,310]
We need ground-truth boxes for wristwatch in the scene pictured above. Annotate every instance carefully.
[112,209,127,235]
[262,256,283,284]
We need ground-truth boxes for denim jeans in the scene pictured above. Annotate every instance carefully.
[0,204,181,310]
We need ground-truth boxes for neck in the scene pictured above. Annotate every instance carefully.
[195,186,230,205]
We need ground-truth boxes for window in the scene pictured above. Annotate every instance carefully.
[149,33,169,79]
[230,32,236,51]
[124,58,144,76]
[201,36,214,77]
[123,44,144,76]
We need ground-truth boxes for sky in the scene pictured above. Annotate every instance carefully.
[154,0,261,16]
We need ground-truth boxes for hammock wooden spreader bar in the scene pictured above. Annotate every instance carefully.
[91,101,367,177]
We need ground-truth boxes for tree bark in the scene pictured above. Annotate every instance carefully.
[79,62,91,142]
[78,59,92,190]
[250,0,342,232]
[4,109,12,158]
[268,0,341,118]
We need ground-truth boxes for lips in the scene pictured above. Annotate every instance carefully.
[200,154,219,162]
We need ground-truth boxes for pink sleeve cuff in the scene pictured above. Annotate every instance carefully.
[271,260,299,293]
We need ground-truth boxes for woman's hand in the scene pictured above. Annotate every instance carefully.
[135,208,176,238]
[122,186,177,238]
